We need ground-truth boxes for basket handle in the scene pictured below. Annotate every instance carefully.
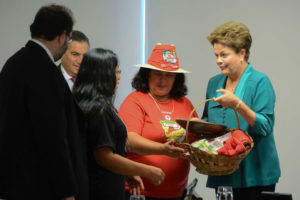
[185,98,240,143]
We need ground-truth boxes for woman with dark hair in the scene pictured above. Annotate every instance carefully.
[132,67,187,99]
[119,44,198,200]
[73,48,165,200]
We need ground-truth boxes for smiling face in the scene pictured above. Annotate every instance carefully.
[213,43,245,78]
[61,40,89,77]
[148,69,176,101]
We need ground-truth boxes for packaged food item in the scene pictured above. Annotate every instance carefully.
[191,132,232,154]
[161,120,186,142]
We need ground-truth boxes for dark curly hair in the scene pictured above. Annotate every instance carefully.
[132,68,187,99]
[30,4,74,41]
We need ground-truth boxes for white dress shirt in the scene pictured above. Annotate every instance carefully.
[60,64,74,90]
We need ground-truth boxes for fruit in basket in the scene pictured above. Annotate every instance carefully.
[217,130,252,156]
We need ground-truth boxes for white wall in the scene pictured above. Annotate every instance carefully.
[147,0,300,199]
[1,0,299,199]
[0,0,140,109]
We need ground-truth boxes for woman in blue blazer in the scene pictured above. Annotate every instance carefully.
[202,21,281,200]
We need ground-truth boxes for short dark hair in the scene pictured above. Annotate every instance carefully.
[132,68,187,99]
[30,4,74,41]
[73,48,118,117]
[71,30,90,47]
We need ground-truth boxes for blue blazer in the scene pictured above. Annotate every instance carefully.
[202,63,281,188]
[0,41,88,199]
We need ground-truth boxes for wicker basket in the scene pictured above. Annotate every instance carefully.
[178,99,254,176]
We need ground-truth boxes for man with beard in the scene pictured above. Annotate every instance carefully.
[0,4,88,200]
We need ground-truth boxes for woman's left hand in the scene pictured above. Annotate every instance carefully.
[126,175,144,195]
[214,89,240,108]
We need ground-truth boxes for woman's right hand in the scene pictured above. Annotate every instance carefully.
[214,89,240,108]
[144,166,165,186]
[162,140,187,158]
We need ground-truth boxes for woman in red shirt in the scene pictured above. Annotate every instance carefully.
[119,44,198,200]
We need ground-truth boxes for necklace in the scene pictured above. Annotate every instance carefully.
[226,78,237,92]
[148,93,174,121]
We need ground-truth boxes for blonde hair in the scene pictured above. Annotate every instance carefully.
[207,21,252,61]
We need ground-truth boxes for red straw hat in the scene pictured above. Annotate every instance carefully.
[136,43,189,73]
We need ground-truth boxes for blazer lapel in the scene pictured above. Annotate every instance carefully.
[234,63,253,100]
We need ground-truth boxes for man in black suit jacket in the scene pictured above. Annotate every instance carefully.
[0,4,88,200]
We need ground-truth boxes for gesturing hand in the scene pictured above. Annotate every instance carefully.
[214,89,240,108]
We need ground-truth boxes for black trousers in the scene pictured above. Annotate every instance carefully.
[215,184,276,200]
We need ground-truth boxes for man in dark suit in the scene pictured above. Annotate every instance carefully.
[0,4,88,200]
[59,30,90,90]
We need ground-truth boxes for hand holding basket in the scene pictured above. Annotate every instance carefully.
[176,99,254,176]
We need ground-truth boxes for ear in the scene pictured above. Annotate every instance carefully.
[239,49,246,60]
[56,32,66,46]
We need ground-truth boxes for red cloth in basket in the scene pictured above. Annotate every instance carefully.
[217,130,252,157]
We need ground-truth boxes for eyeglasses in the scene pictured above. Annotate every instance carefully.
[65,31,72,44]
[67,35,72,44]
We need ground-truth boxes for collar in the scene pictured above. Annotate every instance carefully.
[60,64,72,80]
[215,63,253,100]
[234,63,253,99]
[30,39,55,63]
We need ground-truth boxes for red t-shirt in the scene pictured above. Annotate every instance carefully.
[119,91,198,198]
